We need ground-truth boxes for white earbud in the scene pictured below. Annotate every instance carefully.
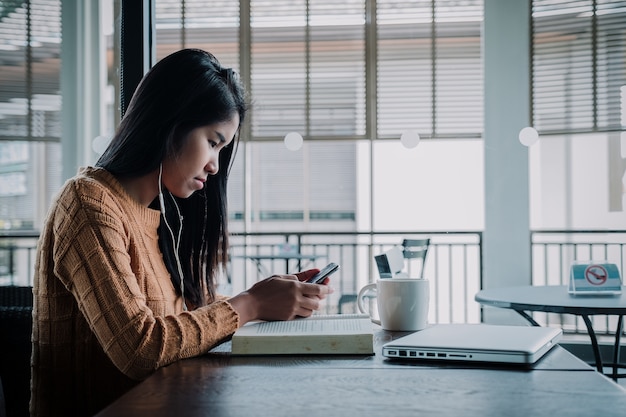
[158,164,166,215]
[159,193,165,215]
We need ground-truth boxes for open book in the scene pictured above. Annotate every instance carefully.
[231,314,374,355]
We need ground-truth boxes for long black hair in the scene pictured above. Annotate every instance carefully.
[96,49,248,307]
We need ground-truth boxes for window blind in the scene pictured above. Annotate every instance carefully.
[250,0,367,140]
[0,0,61,142]
[154,0,484,141]
[155,0,240,69]
[377,0,483,140]
[532,0,626,134]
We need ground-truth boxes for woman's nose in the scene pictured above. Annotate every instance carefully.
[206,155,219,175]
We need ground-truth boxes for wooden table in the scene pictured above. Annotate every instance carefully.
[95,329,626,417]
[475,285,626,379]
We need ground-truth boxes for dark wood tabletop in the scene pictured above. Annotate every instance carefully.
[95,329,626,417]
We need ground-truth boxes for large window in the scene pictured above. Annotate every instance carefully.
[529,0,626,227]
[1,1,624,237]
[152,0,484,233]
[0,0,62,231]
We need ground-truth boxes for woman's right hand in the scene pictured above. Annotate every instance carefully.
[227,273,333,325]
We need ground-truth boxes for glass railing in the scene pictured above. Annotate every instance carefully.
[226,231,482,324]
[2,229,625,338]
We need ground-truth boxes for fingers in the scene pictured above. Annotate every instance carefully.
[281,273,333,299]
[295,268,320,282]
[274,274,333,299]
[301,280,333,298]
[294,305,315,318]
[295,295,320,317]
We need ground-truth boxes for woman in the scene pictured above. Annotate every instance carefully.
[31,49,332,417]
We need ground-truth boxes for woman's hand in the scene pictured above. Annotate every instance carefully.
[227,268,333,325]
[294,268,332,286]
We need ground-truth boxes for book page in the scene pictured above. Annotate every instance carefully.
[309,314,369,320]
[238,314,372,336]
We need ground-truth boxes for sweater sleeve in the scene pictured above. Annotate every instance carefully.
[51,180,240,380]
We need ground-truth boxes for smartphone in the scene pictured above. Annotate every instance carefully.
[306,262,340,284]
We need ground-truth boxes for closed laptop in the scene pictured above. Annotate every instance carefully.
[382,323,562,365]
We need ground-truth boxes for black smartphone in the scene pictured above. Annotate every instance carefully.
[306,262,340,284]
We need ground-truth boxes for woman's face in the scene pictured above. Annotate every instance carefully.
[162,114,239,199]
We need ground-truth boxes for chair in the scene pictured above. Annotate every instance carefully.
[0,375,6,417]
[0,286,33,417]
[401,238,430,278]
[337,293,358,314]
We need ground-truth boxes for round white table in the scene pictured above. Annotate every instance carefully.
[475,285,626,380]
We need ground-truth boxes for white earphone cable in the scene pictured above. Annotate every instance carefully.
[158,164,188,311]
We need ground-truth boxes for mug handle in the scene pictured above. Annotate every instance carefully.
[357,283,381,326]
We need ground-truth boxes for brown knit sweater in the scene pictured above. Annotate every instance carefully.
[31,167,239,417]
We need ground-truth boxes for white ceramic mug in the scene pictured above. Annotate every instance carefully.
[357,278,429,331]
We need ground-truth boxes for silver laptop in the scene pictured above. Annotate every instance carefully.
[382,323,562,365]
